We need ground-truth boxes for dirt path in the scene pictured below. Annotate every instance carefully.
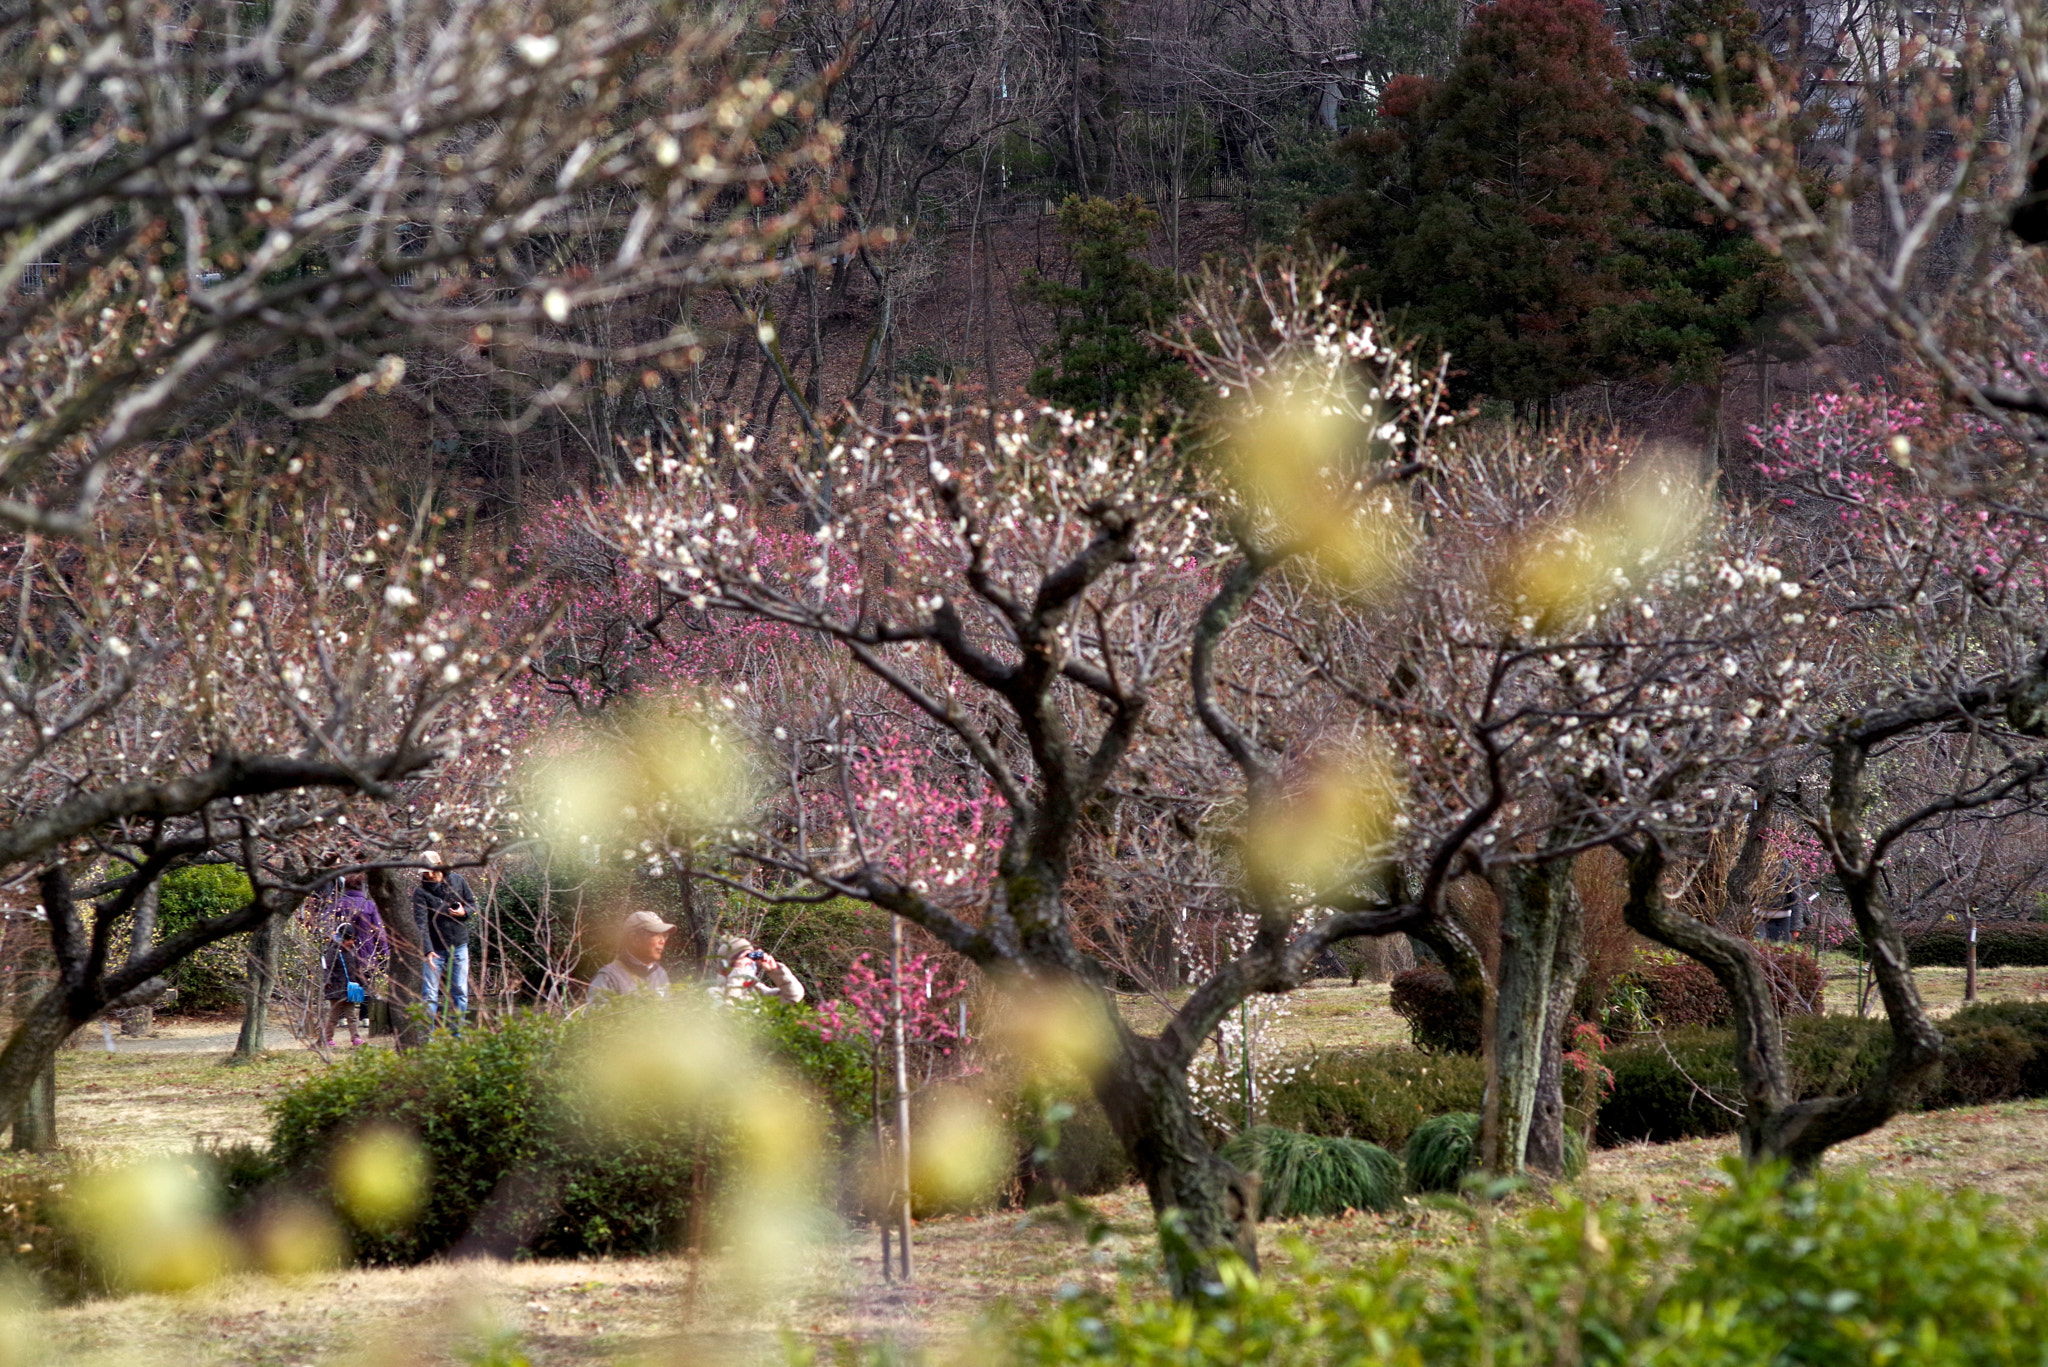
[68,1023,302,1055]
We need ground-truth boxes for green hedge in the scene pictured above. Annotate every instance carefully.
[1269,1004,2048,1153]
[1386,965,1483,1054]
[1008,1086,1134,1205]
[155,865,256,1014]
[1870,921,2048,968]
[996,1168,2048,1366]
[1265,1048,1486,1151]
[263,1001,872,1262]
[1598,1002,2048,1145]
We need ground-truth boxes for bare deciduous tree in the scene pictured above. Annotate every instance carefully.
[0,0,848,533]
[0,453,546,1132]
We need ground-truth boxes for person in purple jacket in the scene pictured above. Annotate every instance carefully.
[334,873,389,976]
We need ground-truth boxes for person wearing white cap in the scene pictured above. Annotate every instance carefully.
[586,910,676,1003]
[712,934,805,1005]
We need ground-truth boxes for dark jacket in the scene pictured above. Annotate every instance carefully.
[322,938,364,1004]
[412,871,476,954]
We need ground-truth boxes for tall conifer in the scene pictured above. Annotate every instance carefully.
[1310,0,1641,412]
[1601,0,1799,456]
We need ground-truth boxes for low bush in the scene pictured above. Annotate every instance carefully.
[1402,1111,1478,1193]
[997,1168,2048,1366]
[155,864,256,1014]
[1598,1002,2048,1144]
[1387,965,1483,1054]
[1921,1000,2048,1107]
[1218,1127,1402,1219]
[0,1168,105,1304]
[1009,1087,1134,1205]
[1870,920,2048,968]
[1264,1048,1485,1151]
[1626,946,1823,1030]
[264,1001,872,1262]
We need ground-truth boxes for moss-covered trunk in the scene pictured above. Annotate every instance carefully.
[1485,861,1576,1176]
[1525,872,1586,1176]
[1095,1027,1259,1300]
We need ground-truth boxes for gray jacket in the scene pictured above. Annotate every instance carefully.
[587,957,670,1004]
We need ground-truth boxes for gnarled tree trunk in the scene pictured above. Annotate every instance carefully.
[1095,1027,1259,1301]
[1622,747,1946,1177]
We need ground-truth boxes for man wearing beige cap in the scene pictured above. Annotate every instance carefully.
[586,910,676,1003]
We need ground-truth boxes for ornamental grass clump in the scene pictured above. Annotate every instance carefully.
[1402,1111,1480,1193]
[1219,1126,1403,1219]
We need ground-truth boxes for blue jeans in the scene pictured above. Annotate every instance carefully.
[424,942,469,1031]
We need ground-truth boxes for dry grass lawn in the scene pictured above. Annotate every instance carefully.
[9,967,2047,1367]
[47,1047,323,1160]
[19,1098,2048,1367]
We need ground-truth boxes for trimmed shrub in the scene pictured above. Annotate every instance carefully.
[1403,1111,1479,1193]
[1921,1000,2048,1107]
[1388,964,1483,1054]
[0,1169,106,1304]
[1006,1083,1135,1206]
[1871,920,2048,968]
[155,864,256,1014]
[1265,1047,1486,1150]
[1219,1127,1402,1219]
[1626,946,1823,1029]
[1597,1002,2048,1144]
[752,998,874,1134]
[1598,1018,1884,1145]
[264,1002,872,1262]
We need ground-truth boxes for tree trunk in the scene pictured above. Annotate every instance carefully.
[1525,871,1587,1176]
[1622,799,1944,1177]
[232,916,278,1061]
[1965,910,1978,1002]
[1095,1028,1258,1301]
[1702,366,1726,472]
[120,881,160,1037]
[1484,862,1571,1175]
[676,854,717,976]
[889,917,913,1280]
[1622,842,1796,1164]
[1718,768,1779,930]
[8,1052,55,1152]
[370,868,428,1051]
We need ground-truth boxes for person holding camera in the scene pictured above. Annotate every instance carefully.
[712,935,805,1005]
[587,910,675,1003]
[413,855,477,1033]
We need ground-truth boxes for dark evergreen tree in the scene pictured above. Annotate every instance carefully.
[1601,0,1800,456]
[1020,195,1195,416]
[1309,0,1643,413]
